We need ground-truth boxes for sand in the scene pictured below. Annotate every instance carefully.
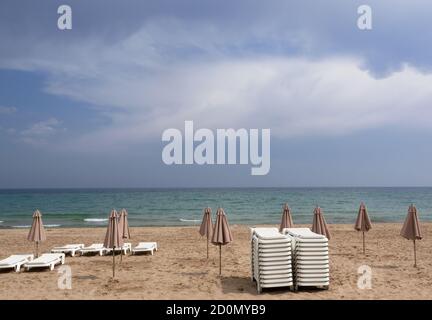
[0,223,431,300]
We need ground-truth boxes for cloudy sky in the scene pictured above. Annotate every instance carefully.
[1,0,432,188]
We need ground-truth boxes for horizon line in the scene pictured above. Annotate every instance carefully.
[1,186,432,190]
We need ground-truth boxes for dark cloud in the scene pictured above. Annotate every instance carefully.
[1,1,432,75]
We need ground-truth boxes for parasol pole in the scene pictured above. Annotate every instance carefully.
[219,244,222,275]
[113,246,116,278]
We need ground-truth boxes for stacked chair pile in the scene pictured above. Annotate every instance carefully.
[251,227,294,293]
[282,228,329,290]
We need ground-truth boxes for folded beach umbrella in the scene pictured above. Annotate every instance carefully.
[199,207,213,259]
[118,209,131,262]
[279,203,294,232]
[211,208,233,275]
[104,209,124,277]
[354,202,372,254]
[27,209,46,258]
[312,206,331,240]
[401,204,423,267]
[118,209,131,240]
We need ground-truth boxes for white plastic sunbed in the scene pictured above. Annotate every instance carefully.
[0,254,34,272]
[251,228,284,240]
[131,242,158,255]
[24,253,65,271]
[78,243,108,256]
[106,243,132,255]
[51,244,84,257]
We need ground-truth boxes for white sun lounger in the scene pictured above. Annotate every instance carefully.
[132,242,158,255]
[24,253,65,271]
[51,244,84,257]
[106,243,132,255]
[78,243,108,256]
[251,228,285,240]
[0,254,34,272]
[283,228,328,241]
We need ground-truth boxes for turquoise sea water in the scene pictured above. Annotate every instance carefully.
[0,188,431,228]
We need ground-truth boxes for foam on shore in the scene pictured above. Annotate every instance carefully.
[84,218,108,223]
[179,218,200,223]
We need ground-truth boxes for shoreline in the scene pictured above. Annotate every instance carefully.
[1,222,432,299]
[1,220,430,230]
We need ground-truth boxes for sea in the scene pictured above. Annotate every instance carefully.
[0,187,431,228]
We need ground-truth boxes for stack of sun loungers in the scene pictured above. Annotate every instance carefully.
[251,227,294,294]
[282,228,329,290]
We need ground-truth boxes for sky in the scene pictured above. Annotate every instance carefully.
[1,0,432,188]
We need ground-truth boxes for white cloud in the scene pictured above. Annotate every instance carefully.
[0,106,17,114]
[2,20,432,151]
[21,118,62,136]
[20,118,64,146]
[41,56,432,152]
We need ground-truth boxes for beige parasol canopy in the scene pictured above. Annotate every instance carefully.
[279,203,294,232]
[211,208,233,275]
[199,207,213,259]
[27,209,46,257]
[312,206,331,240]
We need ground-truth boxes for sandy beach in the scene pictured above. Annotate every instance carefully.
[0,223,431,300]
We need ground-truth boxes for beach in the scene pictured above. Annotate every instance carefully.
[1,223,431,300]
